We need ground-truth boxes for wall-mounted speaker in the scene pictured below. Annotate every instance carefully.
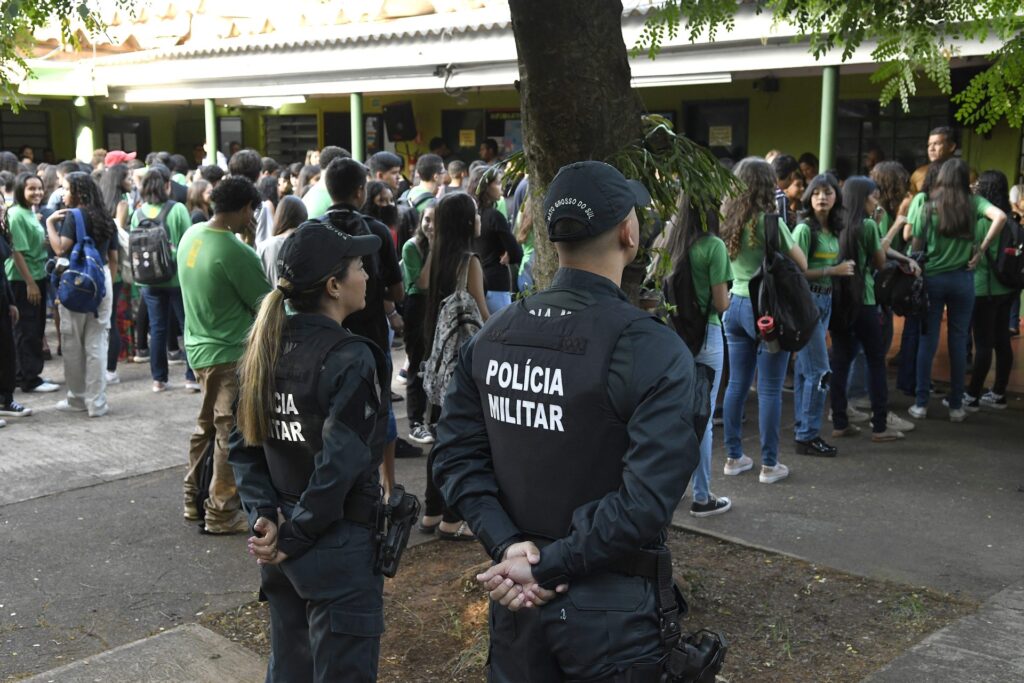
[383,101,417,142]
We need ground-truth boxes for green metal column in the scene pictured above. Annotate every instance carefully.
[818,66,838,172]
[350,92,364,162]
[204,98,218,165]
[73,96,95,163]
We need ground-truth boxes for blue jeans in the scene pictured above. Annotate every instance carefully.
[794,292,832,442]
[141,286,193,383]
[690,323,724,504]
[897,313,921,396]
[722,295,790,467]
[485,290,512,315]
[916,270,974,409]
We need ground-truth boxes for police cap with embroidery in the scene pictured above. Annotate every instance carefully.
[544,160,653,242]
[276,219,381,293]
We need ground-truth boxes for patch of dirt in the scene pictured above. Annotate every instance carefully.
[202,529,977,682]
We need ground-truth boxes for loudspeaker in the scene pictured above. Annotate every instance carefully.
[383,101,417,142]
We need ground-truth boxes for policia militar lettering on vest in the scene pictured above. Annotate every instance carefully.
[471,298,654,541]
[264,325,390,504]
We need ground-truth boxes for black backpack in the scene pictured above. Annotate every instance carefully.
[664,240,710,356]
[986,216,1024,290]
[828,225,866,333]
[875,257,928,317]
[748,214,819,352]
[129,201,177,285]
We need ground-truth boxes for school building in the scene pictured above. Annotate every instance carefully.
[6,0,1020,184]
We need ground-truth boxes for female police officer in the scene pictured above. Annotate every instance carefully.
[229,218,390,682]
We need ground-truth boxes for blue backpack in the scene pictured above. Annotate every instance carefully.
[57,209,107,316]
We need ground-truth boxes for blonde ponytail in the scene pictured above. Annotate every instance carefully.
[237,286,288,445]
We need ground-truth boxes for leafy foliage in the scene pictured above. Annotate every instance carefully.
[635,0,1024,133]
[1,0,135,111]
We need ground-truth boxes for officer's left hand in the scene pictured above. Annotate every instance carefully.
[249,515,279,563]
[477,558,567,611]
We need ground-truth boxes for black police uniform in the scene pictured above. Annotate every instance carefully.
[229,313,391,683]
[433,267,703,682]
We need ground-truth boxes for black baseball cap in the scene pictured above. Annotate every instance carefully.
[276,220,380,292]
[544,161,653,242]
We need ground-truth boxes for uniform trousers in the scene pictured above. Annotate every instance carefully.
[488,572,664,682]
[58,268,113,416]
[184,362,241,525]
[261,518,384,683]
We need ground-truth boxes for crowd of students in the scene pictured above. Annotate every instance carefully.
[1,128,1019,532]
[662,126,1020,517]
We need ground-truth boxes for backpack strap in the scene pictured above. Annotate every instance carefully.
[763,212,781,255]
[71,208,87,244]
[456,252,474,292]
[155,200,175,226]
[411,192,433,210]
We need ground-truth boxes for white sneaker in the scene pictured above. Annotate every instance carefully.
[408,423,435,445]
[942,397,979,413]
[152,381,169,393]
[948,408,967,423]
[27,381,60,393]
[105,371,120,385]
[55,399,87,413]
[830,407,869,423]
[0,418,6,428]
[851,396,872,410]
[184,380,201,393]
[88,404,109,418]
[980,391,1008,409]
[908,405,927,419]
[886,412,914,432]
[723,454,754,476]
[759,463,790,484]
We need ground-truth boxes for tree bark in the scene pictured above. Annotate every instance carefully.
[509,0,643,291]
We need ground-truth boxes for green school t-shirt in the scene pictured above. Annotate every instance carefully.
[729,213,796,298]
[302,182,333,218]
[401,239,425,296]
[910,195,994,275]
[857,219,883,305]
[4,205,47,281]
[688,235,733,326]
[973,216,1014,297]
[791,223,839,287]
[130,201,192,288]
[177,224,271,370]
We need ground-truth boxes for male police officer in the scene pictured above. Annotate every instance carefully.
[433,161,704,682]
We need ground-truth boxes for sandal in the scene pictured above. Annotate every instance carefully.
[437,521,476,542]
[417,515,441,535]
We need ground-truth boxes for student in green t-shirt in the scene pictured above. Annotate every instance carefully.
[3,173,56,393]
[130,166,196,392]
[665,196,733,516]
[965,171,1017,409]
[720,158,807,486]
[908,159,1006,420]
[401,200,436,444]
[790,173,851,458]
[177,177,271,533]
[828,177,919,442]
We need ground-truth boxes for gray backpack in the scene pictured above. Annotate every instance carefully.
[130,201,177,285]
[423,253,483,406]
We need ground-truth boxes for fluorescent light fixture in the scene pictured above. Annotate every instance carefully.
[240,95,306,107]
[631,73,732,88]
[73,95,86,106]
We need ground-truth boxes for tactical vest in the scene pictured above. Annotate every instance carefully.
[470,298,653,540]
[263,325,389,504]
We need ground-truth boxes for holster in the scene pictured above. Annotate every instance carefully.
[374,484,421,578]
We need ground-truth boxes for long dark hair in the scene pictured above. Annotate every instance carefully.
[99,163,130,218]
[272,195,308,236]
[140,168,169,205]
[412,198,436,258]
[64,172,116,245]
[932,158,974,239]
[920,160,943,196]
[666,193,718,266]
[13,172,42,209]
[974,170,1011,215]
[797,173,842,260]
[425,192,477,347]
[838,176,876,266]
[721,157,775,259]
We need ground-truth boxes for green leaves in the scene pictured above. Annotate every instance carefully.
[636,0,1024,134]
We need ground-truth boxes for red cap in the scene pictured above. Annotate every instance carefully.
[104,150,137,167]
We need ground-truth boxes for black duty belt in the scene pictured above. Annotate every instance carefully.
[524,536,662,580]
[344,491,382,528]
[808,283,832,295]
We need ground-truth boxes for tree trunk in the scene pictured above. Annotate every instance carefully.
[509,0,643,293]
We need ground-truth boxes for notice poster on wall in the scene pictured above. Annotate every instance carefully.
[459,129,476,147]
[708,125,733,148]
[501,119,523,156]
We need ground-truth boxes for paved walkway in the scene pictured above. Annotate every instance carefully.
[5,341,1022,681]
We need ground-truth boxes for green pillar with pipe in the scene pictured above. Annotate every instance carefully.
[818,66,838,172]
[204,98,218,165]
[351,92,364,162]
[73,96,95,162]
